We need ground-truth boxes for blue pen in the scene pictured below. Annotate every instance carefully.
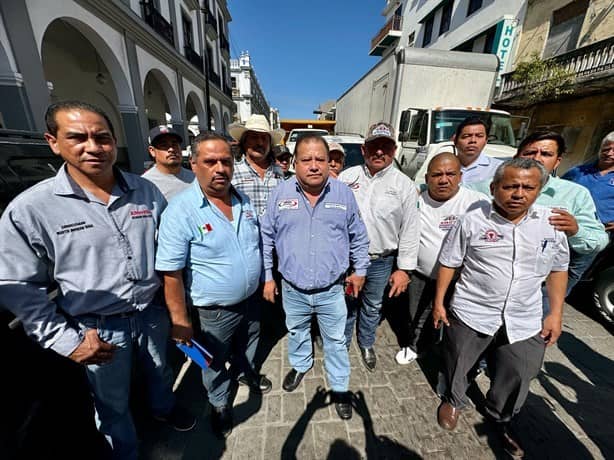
[542,240,548,252]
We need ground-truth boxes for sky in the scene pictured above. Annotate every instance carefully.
[228,1,385,120]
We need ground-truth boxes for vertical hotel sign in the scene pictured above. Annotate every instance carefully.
[494,17,517,86]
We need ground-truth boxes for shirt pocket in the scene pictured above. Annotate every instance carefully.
[373,191,401,220]
[534,244,555,277]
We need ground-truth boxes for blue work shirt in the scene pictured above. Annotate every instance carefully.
[461,153,503,184]
[562,162,614,224]
[155,181,262,307]
[260,176,370,290]
[0,165,167,357]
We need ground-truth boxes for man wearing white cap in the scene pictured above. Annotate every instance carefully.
[228,115,286,216]
[339,122,419,372]
[328,142,345,178]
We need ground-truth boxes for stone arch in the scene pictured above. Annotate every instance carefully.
[210,104,221,132]
[223,111,231,133]
[185,90,205,135]
[143,69,181,128]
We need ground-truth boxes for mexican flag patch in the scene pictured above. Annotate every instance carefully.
[199,223,213,235]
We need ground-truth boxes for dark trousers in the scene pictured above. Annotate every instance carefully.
[443,314,546,423]
[403,272,436,353]
[196,293,261,408]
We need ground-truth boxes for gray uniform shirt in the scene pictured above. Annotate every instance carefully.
[0,165,167,356]
[142,165,195,200]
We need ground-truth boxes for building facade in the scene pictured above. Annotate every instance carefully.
[0,0,235,172]
[370,0,526,76]
[230,51,271,123]
[495,0,614,170]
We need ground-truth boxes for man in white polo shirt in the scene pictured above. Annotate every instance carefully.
[433,158,568,458]
[395,152,489,365]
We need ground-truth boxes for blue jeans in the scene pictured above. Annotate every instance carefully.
[196,293,261,408]
[77,304,175,460]
[542,248,598,315]
[282,279,350,392]
[345,255,395,349]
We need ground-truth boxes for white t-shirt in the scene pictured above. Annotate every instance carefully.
[417,186,489,278]
[142,165,195,201]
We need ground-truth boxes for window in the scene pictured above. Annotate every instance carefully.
[467,0,482,17]
[231,76,237,88]
[543,0,589,58]
[182,13,193,49]
[407,32,415,48]
[439,2,453,36]
[423,16,434,46]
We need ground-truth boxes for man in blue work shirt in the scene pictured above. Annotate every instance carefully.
[0,100,194,460]
[155,132,270,439]
[454,117,503,185]
[261,133,370,420]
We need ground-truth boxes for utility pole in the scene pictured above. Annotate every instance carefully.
[201,1,213,130]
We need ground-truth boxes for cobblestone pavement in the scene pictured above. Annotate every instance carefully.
[142,294,614,460]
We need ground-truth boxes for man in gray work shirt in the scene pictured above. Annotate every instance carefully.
[0,101,194,460]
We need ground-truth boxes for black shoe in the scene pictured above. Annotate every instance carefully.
[359,346,377,372]
[211,405,233,439]
[313,335,323,351]
[333,391,352,420]
[153,406,197,432]
[238,373,273,394]
[498,423,525,459]
[282,368,306,392]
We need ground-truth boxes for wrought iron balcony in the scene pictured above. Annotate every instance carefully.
[496,36,614,106]
[208,69,221,88]
[184,45,203,72]
[369,14,402,57]
[141,1,174,46]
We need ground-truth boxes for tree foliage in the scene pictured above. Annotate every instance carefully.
[512,52,576,103]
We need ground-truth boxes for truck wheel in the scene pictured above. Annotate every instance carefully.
[593,267,614,324]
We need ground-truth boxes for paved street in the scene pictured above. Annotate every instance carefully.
[142,292,614,460]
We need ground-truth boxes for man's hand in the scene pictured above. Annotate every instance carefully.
[263,279,278,303]
[549,209,579,237]
[345,273,365,298]
[171,321,193,345]
[69,329,116,365]
[432,302,449,328]
[605,222,614,232]
[388,270,410,298]
[541,313,563,346]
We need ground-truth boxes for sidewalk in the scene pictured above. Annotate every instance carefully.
[143,298,614,459]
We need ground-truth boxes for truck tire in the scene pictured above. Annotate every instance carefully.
[593,266,614,324]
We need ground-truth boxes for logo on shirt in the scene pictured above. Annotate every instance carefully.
[480,229,503,242]
[348,182,360,190]
[439,215,458,231]
[609,177,614,186]
[324,202,347,211]
[56,221,94,236]
[278,199,299,210]
[130,209,153,220]
[199,223,213,235]
[243,210,255,219]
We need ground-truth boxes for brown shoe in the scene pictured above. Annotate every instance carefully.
[499,423,525,459]
[437,401,460,431]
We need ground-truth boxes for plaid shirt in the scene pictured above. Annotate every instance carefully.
[232,158,284,216]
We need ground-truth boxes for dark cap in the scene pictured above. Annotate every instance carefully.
[273,145,292,158]
[148,125,183,146]
[365,121,396,143]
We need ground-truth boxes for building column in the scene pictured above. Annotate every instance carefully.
[119,104,148,173]
[0,72,34,129]
[0,0,50,131]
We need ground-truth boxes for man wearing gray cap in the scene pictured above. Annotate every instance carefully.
[339,122,419,372]
[143,125,195,200]
[328,142,345,178]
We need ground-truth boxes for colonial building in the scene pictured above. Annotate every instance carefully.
[0,0,234,172]
[495,0,614,170]
[230,51,271,123]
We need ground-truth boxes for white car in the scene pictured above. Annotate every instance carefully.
[286,128,329,154]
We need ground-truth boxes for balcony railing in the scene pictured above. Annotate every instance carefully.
[141,1,174,46]
[220,34,230,54]
[497,36,614,101]
[370,14,402,56]
[184,45,203,72]
[208,69,221,88]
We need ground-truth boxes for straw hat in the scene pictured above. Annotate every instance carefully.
[228,114,285,145]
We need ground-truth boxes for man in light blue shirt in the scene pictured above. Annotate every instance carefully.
[261,134,370,420]
[155,132,269,439]
[454,117,503,184]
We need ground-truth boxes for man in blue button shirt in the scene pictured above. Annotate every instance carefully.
[156,132,269,439]
[261,134,370,420]
[0,101,194,460]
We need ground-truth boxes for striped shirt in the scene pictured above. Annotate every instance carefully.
[232,158,284,217]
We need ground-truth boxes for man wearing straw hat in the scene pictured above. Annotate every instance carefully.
[229,115,286,217]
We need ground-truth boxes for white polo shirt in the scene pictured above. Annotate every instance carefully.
[460,152,503,184]
[439,201,569,343]
[417,187,490,278]
[338,163,419,270]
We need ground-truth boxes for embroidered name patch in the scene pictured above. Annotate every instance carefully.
[324,202,347,211]
[56,221,94,235]
[278,199,299,210]
[130,209,153,219]
[439,215,458,231]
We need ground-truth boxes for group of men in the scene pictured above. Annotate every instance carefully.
[1,99,611,459]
